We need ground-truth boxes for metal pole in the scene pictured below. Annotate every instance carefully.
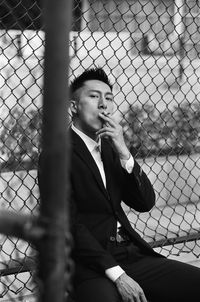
[174,0,185,81]
[38,0,72,301]
[174,0,184,37]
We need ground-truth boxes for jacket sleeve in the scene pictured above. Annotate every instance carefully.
[70,190,119,273]
[121,159,156,212]
[72,222,118,272]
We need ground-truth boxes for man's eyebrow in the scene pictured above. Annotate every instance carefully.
[88,89,113,95]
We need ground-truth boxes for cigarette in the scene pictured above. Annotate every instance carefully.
[102,112,110,117]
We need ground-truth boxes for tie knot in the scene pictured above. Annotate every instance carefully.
[95,143,101,153]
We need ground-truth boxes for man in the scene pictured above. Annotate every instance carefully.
[40,67,200,302]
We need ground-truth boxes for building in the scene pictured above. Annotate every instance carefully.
[82,0,174,36]
[77,0,200,57]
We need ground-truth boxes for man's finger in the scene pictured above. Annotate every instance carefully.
[139,291,148,302]
[133,293,141,302]
[97,126,113,132]
[99,112,116,126]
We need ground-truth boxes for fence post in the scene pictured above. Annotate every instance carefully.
[174,0,185,82]
[38,0,72,301]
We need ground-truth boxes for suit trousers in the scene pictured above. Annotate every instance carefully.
[74,242,200,302]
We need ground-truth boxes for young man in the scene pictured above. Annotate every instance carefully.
[42,67,200,302]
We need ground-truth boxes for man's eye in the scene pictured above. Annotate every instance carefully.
[106,97,113,102]
[90,94,99,98]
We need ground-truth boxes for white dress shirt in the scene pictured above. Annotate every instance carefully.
[71,124,134,282]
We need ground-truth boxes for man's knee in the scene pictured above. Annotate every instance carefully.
[74,277,121,302]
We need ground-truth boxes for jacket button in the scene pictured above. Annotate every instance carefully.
[109,236,116,242]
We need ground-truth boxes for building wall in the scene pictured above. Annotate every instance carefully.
[84,0,174,37]
[81,0,200,58]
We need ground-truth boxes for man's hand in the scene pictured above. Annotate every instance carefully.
[97,113,130,160]
[115,272,147,302]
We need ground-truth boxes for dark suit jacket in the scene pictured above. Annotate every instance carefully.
[69,129,161,285]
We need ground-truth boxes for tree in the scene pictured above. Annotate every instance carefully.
[121,101,200,158]
[0,106,42,171]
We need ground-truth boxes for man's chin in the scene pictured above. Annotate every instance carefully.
[85,120,103,135]
[86,124,101,135]
[93,121,103,131]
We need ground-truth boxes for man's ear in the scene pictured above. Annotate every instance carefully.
[70,100,77,115]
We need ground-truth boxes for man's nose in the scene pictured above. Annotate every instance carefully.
[98,96,107,109]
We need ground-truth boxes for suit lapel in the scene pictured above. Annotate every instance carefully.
[70,129,109,198]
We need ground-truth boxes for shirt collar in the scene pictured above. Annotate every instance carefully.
[71,124,101,153]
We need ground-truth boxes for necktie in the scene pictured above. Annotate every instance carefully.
[92,144,106,187]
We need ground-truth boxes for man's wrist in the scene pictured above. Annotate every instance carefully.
[115,271,126,283]
[119,149,131,160]
[120,154,134,173]
[105,266,125,282]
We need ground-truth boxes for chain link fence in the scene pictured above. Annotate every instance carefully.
[0,0,200,300]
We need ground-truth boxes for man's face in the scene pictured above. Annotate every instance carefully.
[72,79,114,137]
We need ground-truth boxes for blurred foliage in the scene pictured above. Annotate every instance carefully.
[1,100,200,171]
[121,101,200,158]
[0,106,42,171]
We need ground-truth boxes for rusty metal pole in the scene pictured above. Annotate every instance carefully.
[38,0,72,301]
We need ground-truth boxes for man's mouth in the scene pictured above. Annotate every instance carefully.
[100,111,110,117]
[98,112,110,127]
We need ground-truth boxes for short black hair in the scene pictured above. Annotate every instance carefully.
[69,67,113,96]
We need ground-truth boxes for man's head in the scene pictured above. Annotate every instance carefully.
[70,68,114,139]
[70,67,113,98]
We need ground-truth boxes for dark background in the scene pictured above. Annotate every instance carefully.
[0,0,82,30]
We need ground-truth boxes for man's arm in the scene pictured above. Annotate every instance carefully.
[72,220,119,272]
[75,224,148,302]
[121,158,155,212]
[97,113,155,212]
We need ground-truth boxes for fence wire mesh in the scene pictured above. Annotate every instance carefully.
[0,0,200,300]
